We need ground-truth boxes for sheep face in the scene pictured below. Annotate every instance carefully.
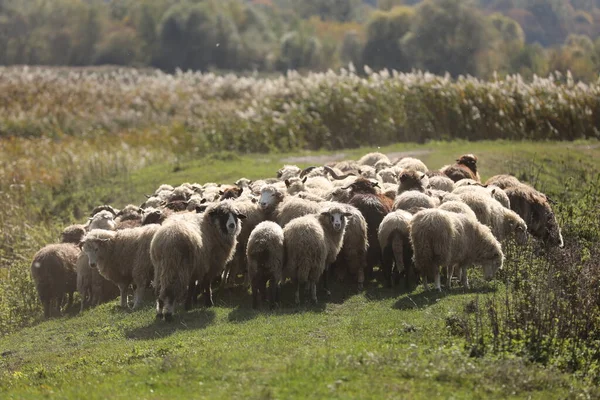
[530,205,564,248]
[206,204,246,238]
[481,249,504,281]
[259,186,283,210]
[82,237,110,268]
[457,154,478,173]
[320,209,352,232]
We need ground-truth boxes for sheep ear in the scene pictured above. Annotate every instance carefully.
[371,181,380,188]
[200,198,207,204]
[78,240,85,249]
[421,174,426,180]
[237,213,247,220]
[302,177,307,183]
[284,179,291,187]
[196,205,208,213]
[250,197,258,204]
[491,189,496,195]
[218,190,224,196]
[343,212,353,218]
[145,194,151,198]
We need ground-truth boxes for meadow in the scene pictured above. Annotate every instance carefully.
[0,67,599,398]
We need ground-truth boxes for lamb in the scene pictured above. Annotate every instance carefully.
[115,204,144,229]
[151,201,245,320]
[283,205,352,304]
[31,242,80,318]
[246,221,285,309]
[394,157,428,173]
[441,154,480,183]
[504,184,564,248]
[378,210,415,288]
[393,191,437,214]
[410,208,504,290]
[81,224,159,310]
[358,152,390,167]
[397,170,428,195]
[485,174,522,189]
[427,175,455,193]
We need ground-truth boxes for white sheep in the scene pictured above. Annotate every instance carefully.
[82,224,159,310]
[410,208,504,290]
[283,205,352,304]
[150,201,245,320]
[453,184,510,209]
[358,152,390,167]
[394,157,428,173]
[393,191,437,214]
[378,210,414,287]
[246,221,285,309]
[427,175,455,192]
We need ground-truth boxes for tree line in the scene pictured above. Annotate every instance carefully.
[0,0,599,80]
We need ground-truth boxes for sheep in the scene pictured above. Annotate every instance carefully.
[331,160,360,173]
[329,204,369,290]
[115,204,143,229]
[453,184,510,209]
[344,178,393,281]
[81,224,159,310]
[276,165,302,181]
[397,170,429,195]
[31,243,80,318]
[393,191,437,214]
[394,157,429,173]
[410,208,504,290]
[378,210,414,288]
[441,154,480,183]
[485,174,522,189]
[374,159,393,172]
[283,205,352,304]
[77,211,118,312]
[235,178,253,190]
[246,221,284,309]
[504,184,564,248]
[219,186,244,201]
[378,167,400,184]
[438,201,477,220]
[60,224,87,244]
[358,152,390,167]
[453,192,528,244]
[427,175,455,193]
[221,198,265,288]
[358,165,379,180]
[151,201,245,320]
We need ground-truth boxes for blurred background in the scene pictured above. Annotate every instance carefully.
[0,0,599,81]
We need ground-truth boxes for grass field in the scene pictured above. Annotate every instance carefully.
[1,140,599,398]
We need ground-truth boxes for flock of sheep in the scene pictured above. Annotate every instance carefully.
[30,152,564,320]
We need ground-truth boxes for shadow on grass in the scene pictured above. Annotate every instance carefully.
[393,284,498,310]
[125,309,216,340]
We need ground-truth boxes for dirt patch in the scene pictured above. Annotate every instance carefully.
[281,149,432,165]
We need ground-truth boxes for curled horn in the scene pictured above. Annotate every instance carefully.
[299,166,318,178]
[90,205,118,217]
[323,166,356,180]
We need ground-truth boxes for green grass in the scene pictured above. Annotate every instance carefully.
[1,140,599,398]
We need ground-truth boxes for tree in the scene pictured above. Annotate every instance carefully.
[362,6,414,71]
[402,0,492,76]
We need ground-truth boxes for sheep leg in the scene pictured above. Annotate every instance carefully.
[460,266,469,289]
[132,286,145,310]
[118,283,128,308]
[357,265,365,291]
[446,265,454,289]
[382,243,395,288]
[163,299,175,322]
[251,276,260,309]
[310,281,318,304]
[422,273,430,291]
[434,269,442,292]
[203,280,214,307]
[261,278,268,303]
[155,299,164,319]
[270,280,280,309]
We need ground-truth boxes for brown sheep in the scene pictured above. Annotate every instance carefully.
[504,184,564,248]
[397,170,429,195]
[31,243,80,318]
[485,174,522,189]
[441,154,480,183]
